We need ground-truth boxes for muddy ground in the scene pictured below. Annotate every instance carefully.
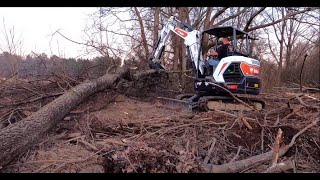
[0,76,319,173]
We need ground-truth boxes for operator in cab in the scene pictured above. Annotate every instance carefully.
[206,36,233,73]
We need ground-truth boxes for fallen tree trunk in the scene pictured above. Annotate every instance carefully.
[0,68,132,167]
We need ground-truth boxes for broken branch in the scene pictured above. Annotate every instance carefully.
[203,137,217,164]
[201,117,319,173]
[268,128,283,169]
[264,160,295,173]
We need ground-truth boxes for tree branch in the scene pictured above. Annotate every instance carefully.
[213,7,249,27]
[247,7,318,32]
[210,7,229,24]
[244,7,266,31]
[299,54,308,92]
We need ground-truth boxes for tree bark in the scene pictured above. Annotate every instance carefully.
[134,7,150,63]
[178,7,188,72]
[153,7,160,46]
[277,8,286,84]
[170,8,179,71]
[202,7,213,57]
[172,35,180,71]
[0,68,130,167]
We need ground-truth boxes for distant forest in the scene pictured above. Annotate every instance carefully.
[0,52,122,80]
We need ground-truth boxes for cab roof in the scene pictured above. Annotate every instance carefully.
[202,26,248,38]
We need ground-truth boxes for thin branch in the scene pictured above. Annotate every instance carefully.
[244,7,266,31]
[247,7,319,32]
[207,82,257,111]
[203,137,217,164]
[213,8,249,27]
[299,54,308,92]
[210,7,229,24]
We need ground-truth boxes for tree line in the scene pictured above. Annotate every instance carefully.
[1,7,319,90]
[81,7,319,89]
[0,52,120,80]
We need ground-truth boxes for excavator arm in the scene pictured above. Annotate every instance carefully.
[149,16,205,75]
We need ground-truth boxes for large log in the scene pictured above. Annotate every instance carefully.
[0,68,131,167]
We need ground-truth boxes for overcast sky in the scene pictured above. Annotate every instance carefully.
[0,7,97,58]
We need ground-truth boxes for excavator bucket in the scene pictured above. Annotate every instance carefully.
[155,97,192,112]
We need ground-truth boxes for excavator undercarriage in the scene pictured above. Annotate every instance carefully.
[157,93,265,112]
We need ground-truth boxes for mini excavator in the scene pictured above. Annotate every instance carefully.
[149,16,265,111]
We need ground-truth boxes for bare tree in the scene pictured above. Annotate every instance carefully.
[0,18,24,77]
[262,7,319,84]
[153,7,160,46]
[134,7,150,64]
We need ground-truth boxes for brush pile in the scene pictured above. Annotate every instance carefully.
[0,74,319,173]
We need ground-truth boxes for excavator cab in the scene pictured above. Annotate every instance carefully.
[201,26,253,75]
[203,26,255,56]
[194,26,261,96]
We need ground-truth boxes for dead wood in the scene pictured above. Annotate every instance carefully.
[241,117,253,130]
[268,128,283,169]
[202,146,290,173]
[264,160,295,173]
[229,146,242,163]
[203,137,217,164]
[281,105,304,121]
[293,94,319,109]
[0,68,130,167]
[299,54,308,92]
[201,117,319,173]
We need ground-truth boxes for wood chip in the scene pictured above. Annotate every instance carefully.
[241,117,253,130]
[64,117,71,121]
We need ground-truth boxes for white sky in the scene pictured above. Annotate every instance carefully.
[0,7,98,58]
[0,7,308,63]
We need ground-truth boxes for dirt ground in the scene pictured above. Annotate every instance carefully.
[0,77,319,173]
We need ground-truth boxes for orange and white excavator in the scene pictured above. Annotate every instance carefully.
[149,16,265,111]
